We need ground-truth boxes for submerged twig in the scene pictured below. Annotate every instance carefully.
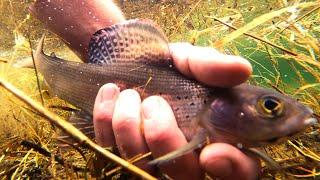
[48,105,78,112]
[0,79,156,180]
[288,140,320,162]
[270,84,285,95]
[0,59,8,63]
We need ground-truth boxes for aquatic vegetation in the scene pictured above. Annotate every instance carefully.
[0,0,319,179]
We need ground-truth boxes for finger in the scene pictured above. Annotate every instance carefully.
[142,96,203,180]
[170,42,252,87]
[93,83,120,147]
[112,89,149,159]
[200,143,261,180]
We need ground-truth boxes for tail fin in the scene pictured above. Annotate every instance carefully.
[12,34,45,68]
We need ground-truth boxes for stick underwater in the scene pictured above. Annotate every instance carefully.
[0,79,156,180]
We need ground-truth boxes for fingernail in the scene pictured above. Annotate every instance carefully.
[99,84,118,103]
[231,56,252,72]
[142,97,160,119]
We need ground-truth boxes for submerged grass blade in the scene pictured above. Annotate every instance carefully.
[215,2,318,47]
[11,149,33,179]
[288,140,320,162]
[293,83,320,95]
[280,5,320,33]
[212,17,297,56]
[0,79,156,180]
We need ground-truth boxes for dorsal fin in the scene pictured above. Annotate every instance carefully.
[88,19,171,65]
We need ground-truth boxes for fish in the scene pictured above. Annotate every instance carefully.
[31,19,316,166]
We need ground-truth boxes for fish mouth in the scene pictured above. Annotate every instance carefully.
[262,117,318,144]
[303,117,318,126]
[263,132,300,144]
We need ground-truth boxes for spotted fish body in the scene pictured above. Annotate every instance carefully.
[37,21,213,140]
[34,19,315,149]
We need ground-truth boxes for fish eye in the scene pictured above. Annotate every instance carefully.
[258,96,284,118]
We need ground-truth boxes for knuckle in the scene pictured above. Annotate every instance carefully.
[145,124,174,145]
[94,111,113,123]
[93,103,113,123]
[113,116,139,132]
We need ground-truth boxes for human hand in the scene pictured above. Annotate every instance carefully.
[93,43,260,179]
[30,0,125,61]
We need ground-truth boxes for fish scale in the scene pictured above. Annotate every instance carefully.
[33,19,314,150]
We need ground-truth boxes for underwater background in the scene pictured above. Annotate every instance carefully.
[0,0,319,179]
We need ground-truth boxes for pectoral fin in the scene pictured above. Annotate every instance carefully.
[148,129,208,165]
[57,110,94,147]
[243,147,280,170]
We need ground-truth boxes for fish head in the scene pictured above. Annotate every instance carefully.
[200,84,316,147]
